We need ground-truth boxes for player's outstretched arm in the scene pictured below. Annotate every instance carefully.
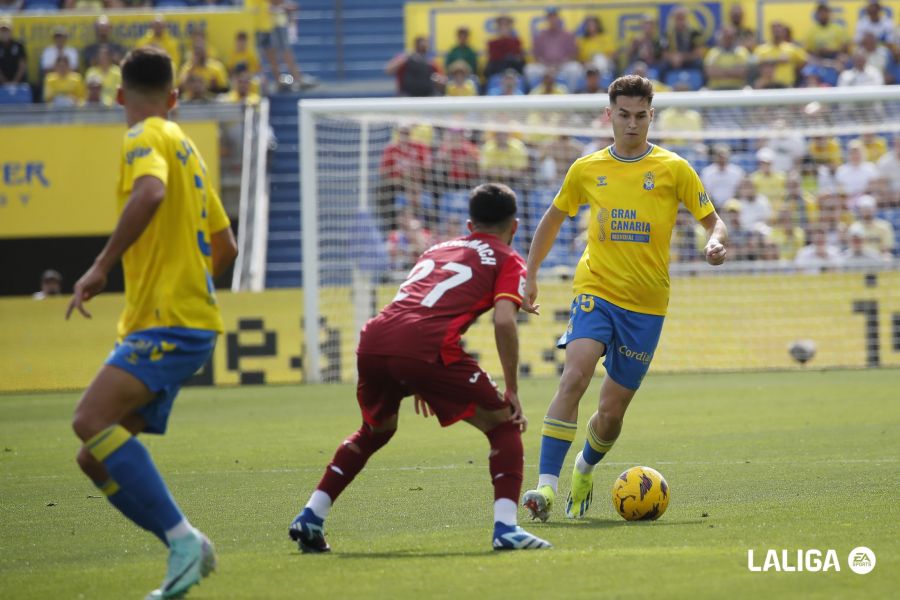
[494,299,526,432]
[700,211,728,266]
[522,205,568,314]
[211,226,239,279]
[66,175,165,319]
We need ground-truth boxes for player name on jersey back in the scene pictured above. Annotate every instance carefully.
[358,233,526,365]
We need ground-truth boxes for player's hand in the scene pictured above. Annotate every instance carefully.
[66,263,107,320]
[705,238,726,266]
[521,277,541,315]
[413,394,433,418]
[505,389,527,433]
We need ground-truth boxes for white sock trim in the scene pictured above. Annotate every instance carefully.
[164,518,193,542]
[306,490,333,520]
[575,451,595,475]
[537,474,559,493]
[494,498,517,527]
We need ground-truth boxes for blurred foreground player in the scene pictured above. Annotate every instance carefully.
[66,47,238,599]
[290,183,551,552]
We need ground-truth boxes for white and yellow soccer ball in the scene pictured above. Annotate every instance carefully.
[611,466,669,521]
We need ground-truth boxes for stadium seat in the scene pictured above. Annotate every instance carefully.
[154,0,190,7]
[439,190,470,220]
[663,69,704,91]
[625,63,660,81]
[349,208,390,273]
[22,0,60,9]
[0,84,32,105]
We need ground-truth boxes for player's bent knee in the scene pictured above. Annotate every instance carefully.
[559,366,592,397]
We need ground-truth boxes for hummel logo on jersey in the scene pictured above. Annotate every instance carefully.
[596,175,607,187]
[469,372,481,383]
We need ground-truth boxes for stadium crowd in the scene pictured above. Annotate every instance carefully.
[386,2,900,97]
[377,1,900,270]
[0,0,314,106]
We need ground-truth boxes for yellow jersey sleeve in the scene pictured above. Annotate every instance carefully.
[552,158,585,217]
[121,126,168,194]
[207,187,230,233]
[674,158,715,221]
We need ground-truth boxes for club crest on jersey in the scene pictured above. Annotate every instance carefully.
[643,171,655,191]
[596,175,607,187]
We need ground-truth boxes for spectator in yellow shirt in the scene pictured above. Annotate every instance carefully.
[704,26,750,90]
[859,132,888,162]
[577,16,614,75]
[85,46,121,107]
[43,55,84,106]
[480,130,529,186]
[528,68,568,95]
[750,148,786,205]
[445,60,477,96]
[226,31,262,77]
[804,2,849,60]
[179,39,229,94]
[136,15,181,71]
[753,22,807,87]
[808,135,842,166]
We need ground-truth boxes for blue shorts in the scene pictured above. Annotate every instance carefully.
[557,294,664,390]
[105,327,217,434]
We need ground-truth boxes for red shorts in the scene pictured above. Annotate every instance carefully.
[356,353,507,427]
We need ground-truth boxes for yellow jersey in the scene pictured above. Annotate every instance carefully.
[553,144,714,316]
[226,49,262,75]
[753,42,806,87]
[117,117,230,337]
[43,72,85,104]
[577,34,614,62]
[85,65,121,106]
[179,59,229,90]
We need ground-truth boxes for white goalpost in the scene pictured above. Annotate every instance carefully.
[299,86,900,383]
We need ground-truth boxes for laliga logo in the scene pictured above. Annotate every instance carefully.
[747,547,875,574]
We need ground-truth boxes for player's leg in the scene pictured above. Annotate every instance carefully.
[290,354,400,553]
[568,303,664,518]
[524,295,609,521]
[464,406,551,550]
[75,329,217,598]
[75,412,167,544]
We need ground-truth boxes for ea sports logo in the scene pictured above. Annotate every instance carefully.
[848,547,876,575]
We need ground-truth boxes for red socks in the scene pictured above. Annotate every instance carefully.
[316,424,395,501]
[486,420,524,503]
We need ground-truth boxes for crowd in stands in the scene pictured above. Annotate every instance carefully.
[376,116,899,271]
[0,0,315,106]
[375,2,900,271]
[386,2,900,97]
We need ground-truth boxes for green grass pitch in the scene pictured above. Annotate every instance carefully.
[1,370,898,599]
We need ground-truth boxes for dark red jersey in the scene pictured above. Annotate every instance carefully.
[358,232,526,365]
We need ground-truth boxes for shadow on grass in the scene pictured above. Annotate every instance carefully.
[325,549,495,559]
[536,518,707,530]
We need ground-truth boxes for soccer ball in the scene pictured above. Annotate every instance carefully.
[788,339,817,364]
[612,466,670,521]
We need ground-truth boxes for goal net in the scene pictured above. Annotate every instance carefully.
[298,87,900,383]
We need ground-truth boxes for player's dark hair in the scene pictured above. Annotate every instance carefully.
[608,74,654,106]
[121,46,174,96]
[469,183,517,229]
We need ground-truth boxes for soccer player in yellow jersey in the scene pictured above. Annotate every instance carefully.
[521,75,727,521]
[65,47,237,599]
